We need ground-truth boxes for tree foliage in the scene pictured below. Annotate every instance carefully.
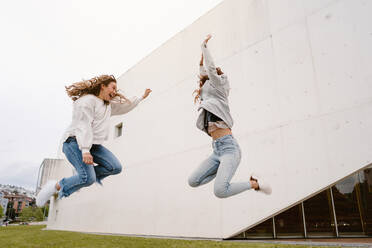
[0,205,3,219]
[6,207,16,220]
[19,207,44,222]
[41,205,49,218]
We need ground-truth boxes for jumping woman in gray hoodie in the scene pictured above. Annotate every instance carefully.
[188,34,271,198]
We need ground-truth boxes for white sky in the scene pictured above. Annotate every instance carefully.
[0,0,223,190]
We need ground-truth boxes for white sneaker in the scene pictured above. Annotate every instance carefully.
[36,180,57,207]
[251,174,272,195]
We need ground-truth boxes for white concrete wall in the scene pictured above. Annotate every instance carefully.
[47,0,372,238]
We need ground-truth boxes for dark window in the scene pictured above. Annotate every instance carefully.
[244,218,274,238]
[275,203,304,238]
[232,167,372,239]
[17,201,22,211]
[332,174,363,235]
[304,189,336,237]
[358,169,372,235]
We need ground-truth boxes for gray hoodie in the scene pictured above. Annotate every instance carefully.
[196,41,234,135]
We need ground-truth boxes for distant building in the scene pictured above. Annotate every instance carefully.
[0,192,8,216]
[4,193,33,214]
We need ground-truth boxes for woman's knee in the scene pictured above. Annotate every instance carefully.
[111,162,122,175]
[86,175,96,186]
[214,184,229,198]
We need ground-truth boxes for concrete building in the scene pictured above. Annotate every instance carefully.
[43,0,372,239]
[36,159,68,194]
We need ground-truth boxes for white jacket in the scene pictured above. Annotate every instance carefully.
[197,41,233,135]
[62,94,143,153]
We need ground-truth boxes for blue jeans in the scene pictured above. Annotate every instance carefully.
[59,137,122,199]
[188,135,251,198]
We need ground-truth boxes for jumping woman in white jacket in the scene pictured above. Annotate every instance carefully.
[36,75,151,206]
[188,35,271,198]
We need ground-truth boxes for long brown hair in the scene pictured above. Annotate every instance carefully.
[65,75,129,104]
[193,74,209,103]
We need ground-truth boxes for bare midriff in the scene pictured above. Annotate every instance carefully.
[210,128,232,140]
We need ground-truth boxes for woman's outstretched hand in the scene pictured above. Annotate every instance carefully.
[142,89,152,99]
[204,34,212,44]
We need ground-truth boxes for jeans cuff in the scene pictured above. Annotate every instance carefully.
[57,179,68,199]
[95,178,103,186]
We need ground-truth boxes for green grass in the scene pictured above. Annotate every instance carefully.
[0,225,336,248]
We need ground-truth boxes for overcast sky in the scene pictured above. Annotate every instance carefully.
[0,0,223,191]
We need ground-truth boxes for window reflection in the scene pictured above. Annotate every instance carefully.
[244,218,273,238]
[303,189,336,236]
[275,204,304,237]
[332,174,363,235]
[359,169,372,235]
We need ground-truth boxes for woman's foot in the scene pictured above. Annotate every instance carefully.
[36,180,58,207]
[250,175,272,195]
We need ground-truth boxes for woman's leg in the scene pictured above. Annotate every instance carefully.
[213,139,252,198]
[59,139,96,198]
[90,144,122,185]
[188,153,220,187]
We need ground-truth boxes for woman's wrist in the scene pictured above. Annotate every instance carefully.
[82,148,90,154]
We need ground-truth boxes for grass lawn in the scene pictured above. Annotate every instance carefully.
[0,225,336,248]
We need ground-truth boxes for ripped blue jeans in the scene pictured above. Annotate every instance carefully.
[188,135,251,198]
[58,137,122,199]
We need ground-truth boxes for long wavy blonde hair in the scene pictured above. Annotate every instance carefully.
[193,74,209,103]
[65,75,129,104]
